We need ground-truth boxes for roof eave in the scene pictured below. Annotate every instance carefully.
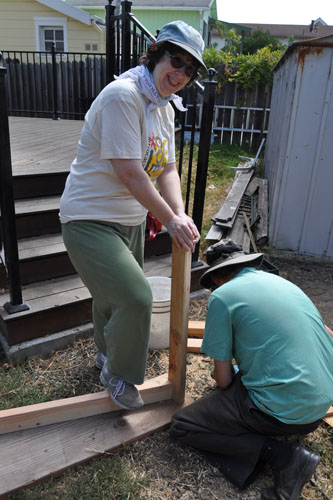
[36,0,95,25]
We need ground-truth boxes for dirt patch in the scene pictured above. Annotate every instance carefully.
[267,252,333,328]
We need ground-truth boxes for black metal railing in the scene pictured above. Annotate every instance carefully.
[0,66,29,313]
[106,1,156,79]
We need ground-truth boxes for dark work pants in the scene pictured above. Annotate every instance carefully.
[170,374,320,489]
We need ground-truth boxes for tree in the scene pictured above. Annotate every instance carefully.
[242,29,283,54]
[215,22,242,56]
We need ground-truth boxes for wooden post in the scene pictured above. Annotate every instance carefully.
[168,243,192,404]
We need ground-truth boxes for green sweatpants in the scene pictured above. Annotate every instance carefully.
[62,220,152,385]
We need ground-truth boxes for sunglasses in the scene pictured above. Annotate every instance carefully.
[164,50,199,79]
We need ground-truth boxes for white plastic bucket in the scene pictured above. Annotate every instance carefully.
[147,276,171,349]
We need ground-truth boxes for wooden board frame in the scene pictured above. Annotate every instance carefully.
[0,243,193,433]
[0,244,196,497]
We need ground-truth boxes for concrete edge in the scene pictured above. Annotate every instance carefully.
[0,323,94,363]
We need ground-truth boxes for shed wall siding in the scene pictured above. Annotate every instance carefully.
[264,44,333,257]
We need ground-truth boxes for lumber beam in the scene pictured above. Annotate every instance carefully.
[0,395,193,498]
[187,338,202,353]
[0,374,171,435]
[212,169,253,225]
[188,320,205,337]
[323,405,333,427]
[168,244,192,405]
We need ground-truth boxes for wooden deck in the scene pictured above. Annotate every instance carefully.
[9,116,82,175]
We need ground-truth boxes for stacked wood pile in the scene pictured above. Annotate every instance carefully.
[206,160,268,253]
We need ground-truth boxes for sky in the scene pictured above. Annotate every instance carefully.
[216,0,333,26]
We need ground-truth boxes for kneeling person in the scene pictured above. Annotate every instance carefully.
[170,240,333,500]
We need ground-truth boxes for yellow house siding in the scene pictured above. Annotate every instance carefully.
[0,0,104,52]
[67,21,104,52]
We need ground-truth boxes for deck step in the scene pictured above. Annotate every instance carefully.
[0,252,174,346]
[16,234,75,285]
[13,169,69,199]
[10,196,61,238]
[0,228,171,289]
[0,275,92,345]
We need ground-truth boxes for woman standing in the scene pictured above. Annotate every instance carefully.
[59,21,205,410]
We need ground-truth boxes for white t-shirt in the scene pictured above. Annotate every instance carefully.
[59,77,176,225]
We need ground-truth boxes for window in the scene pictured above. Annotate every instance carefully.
[43,28,64,51]
[85,43,99,52]
[34,17,68,52]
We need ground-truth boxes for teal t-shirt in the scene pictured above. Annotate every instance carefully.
[201,268,333,424]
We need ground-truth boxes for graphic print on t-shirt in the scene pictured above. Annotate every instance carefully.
[143,133,168,182]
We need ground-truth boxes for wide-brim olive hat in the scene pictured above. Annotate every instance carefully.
[200,239,263,289]
[156,20,207,70]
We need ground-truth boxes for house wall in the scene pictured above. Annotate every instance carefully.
[132,10,202,38]
[0,0,104,52]
[264,41,333,257]
[82,6,212,42]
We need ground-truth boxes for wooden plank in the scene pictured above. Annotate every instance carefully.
[0,275,86,305]
[205,223,225,241]
[323,416,333,427]
[227,214,245,247]
[242,212,258,252]
[0,395,192,498]
[9,117,82,174]
[19,242,65,260]
[325,405,333,417]
[245,176,260,196]
[212,170,253,223]
[242,230,251,253]
[168,244,192,405]
[0,285,91,322]
[256,178,269,243]
[188,320,205,337]
[0,374,171,435]
[14,196,60,214]
[187,338,202,353]
[17,234,64,250]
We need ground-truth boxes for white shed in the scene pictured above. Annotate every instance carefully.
[264,36,333,257]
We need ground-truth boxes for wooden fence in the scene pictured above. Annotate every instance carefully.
[180,81,271,149]
[1,49,106,120]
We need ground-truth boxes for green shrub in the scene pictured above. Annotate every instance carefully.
[202,45,284,90]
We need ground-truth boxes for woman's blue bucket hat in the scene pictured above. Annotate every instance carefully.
[156,20,207,70]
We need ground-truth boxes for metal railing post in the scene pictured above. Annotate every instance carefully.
[51,43,59,120]
[192,69,217,264]
[121,0,132,73]
[105,0,116,83]
[0,65,29,314]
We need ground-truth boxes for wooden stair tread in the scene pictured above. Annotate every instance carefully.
[0,252,172,320]
[0,276,90,320]
[17,234,66,260]
[13,164,69,177]
[13,196,60,214]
